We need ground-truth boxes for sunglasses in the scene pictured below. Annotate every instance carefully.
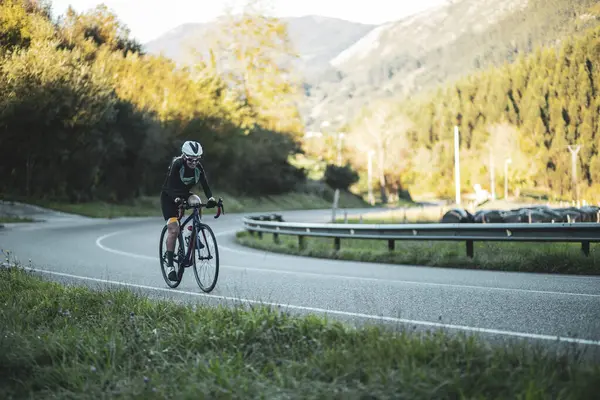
[184,156,200,164]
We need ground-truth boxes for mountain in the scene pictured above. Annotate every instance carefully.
[144,0,600,132]
[280,15,375,78]
[143,15,375,79]
[304,0,600,130]
[330,0,525,71]
[143,23,212,65]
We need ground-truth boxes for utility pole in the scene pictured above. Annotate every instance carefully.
[454,126,461,205]
[567,145,581,203]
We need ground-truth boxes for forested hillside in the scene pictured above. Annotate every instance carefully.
[306,0,600,132]
[4,0,599,206]
[0,0,307,203]
[343,22,600,203]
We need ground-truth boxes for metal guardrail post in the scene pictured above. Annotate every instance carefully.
[466,240,474,258]
[298,236,305,250]
[334,237,341,251]
[582,241,590,256]
[388,240,395,251]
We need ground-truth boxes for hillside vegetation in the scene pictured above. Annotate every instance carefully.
[340,21,600,203]
[306,0,600,131]
[0,0,338,207]
[4,0,600,208]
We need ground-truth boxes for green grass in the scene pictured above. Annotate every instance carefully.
[1,266,598,399]
[1,189,369,219]
[235,232,600,275]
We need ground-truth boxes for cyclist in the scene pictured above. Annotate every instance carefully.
[161,140,217,281]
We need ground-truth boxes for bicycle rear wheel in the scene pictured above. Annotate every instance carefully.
[192,223,219,293]
[159,224,185,288]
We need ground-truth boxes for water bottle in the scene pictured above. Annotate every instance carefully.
[183,223,193,249]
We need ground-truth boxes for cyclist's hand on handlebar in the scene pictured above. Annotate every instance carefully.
[206,197,217,208]
[174,197,182,204]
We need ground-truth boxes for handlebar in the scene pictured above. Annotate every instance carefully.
[175,197,225,219]
[214,198,225,219]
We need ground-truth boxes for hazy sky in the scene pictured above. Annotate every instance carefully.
[47,0,448,43]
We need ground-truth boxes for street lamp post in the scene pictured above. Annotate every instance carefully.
[454,126,461,205]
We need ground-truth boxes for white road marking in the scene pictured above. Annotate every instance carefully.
[6,265,600,347]
[94,228,238,259]
[95,229,600,298]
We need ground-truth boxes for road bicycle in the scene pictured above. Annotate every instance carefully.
[159,195,224,292]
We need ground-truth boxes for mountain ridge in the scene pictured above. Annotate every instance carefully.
[143,0,600,131]
[301,0,599,130]
[143,14,376,75]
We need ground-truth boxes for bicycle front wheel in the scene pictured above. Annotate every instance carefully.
[192,223,219,293]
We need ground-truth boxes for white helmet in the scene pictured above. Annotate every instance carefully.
[181,140,203,158]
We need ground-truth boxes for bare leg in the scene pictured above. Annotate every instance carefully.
[166,218,179,252]
[165,218,179,281]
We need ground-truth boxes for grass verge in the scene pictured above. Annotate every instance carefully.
[1,189,368,219]
[235,231,600,275]
[1,266,598,399]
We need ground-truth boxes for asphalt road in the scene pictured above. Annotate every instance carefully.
[2,206,600,355]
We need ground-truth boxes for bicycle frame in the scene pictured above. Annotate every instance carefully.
[175,199,223,268]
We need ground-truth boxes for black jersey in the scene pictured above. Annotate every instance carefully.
[161,156,213,200]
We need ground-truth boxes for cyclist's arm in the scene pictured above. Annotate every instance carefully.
[197,164,213,200]
[165,157,184,200]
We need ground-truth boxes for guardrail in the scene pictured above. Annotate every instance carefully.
[242,213,600,258]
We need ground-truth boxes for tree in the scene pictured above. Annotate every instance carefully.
[0,40,119,199]
[57,5,143,58]
[487,122,539,196]
[324,164,359,191]
[0,0,309,202]
[348,100,415,203]
[0,0,55,52]
[198,0,304,135]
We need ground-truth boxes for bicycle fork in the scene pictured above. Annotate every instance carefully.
[183,224,206,267]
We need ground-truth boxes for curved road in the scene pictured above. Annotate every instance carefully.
[2,207,600,354]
